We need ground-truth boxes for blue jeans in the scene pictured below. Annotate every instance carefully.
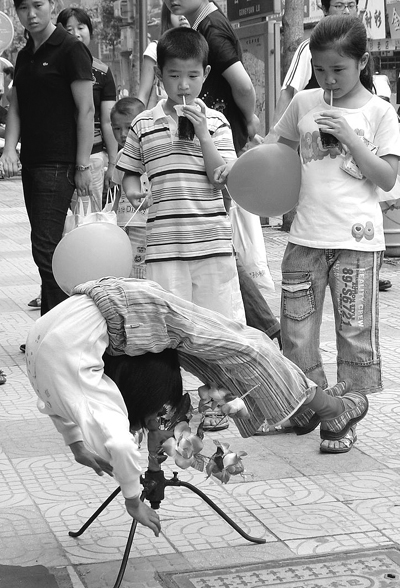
[22,164,75,315]
[280,243,382,394]
[236,257,280,339]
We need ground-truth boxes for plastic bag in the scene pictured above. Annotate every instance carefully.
[63,188,117,237]
[229,203,275,297]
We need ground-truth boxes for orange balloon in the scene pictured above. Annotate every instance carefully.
[227,143,301,217]
[53,223,133,295]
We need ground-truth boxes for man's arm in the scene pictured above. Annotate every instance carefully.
[222,61,260,140]
[71,79,95,197]
[264,87,295,143]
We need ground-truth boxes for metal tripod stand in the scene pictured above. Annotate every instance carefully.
[68,466,266,588]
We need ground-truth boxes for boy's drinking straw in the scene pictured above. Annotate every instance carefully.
[182,95,186,106]
[330,89,333,107]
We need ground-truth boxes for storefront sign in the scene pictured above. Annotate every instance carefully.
[227,0,280,22]
[359,0,386,40]
[387,0,400,39]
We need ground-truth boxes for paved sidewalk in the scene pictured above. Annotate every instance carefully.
[1,177,400,588]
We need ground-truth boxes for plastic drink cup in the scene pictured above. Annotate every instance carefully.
[319,130,340,148]
[319,90,339,148]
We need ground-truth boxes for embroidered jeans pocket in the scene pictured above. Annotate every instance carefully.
[281,272,315,321]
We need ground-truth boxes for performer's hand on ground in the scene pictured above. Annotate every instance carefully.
[125,497,161,536]
[69,441,113,477]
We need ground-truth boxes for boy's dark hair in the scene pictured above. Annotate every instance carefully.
[57,7,93,36]
[110,97,145,120]
[157,27,209,72]
[103,349,183,429]
[310,15,373,92]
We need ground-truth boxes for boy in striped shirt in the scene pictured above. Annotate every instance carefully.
[117,27,244,323]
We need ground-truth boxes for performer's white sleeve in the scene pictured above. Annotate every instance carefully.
[26,295,142,500]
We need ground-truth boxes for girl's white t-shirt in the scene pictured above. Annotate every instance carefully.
[275,89,400,251]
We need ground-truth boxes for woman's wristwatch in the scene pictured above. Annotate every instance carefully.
[75,164,90,171]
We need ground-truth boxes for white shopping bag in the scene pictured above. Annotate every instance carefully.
[63,188,117,237]
[230,203,275,297]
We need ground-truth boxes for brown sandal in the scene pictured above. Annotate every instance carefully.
[320,426,357,453]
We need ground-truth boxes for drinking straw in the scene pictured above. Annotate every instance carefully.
[182,95,186,106]
[330,89,333,107]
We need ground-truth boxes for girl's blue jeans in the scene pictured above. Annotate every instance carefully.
[22,164,75,316]
[280,243,382,394]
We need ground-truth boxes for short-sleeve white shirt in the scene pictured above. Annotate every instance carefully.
[275,89,400,251]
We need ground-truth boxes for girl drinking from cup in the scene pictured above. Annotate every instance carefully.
[275,15,400,453]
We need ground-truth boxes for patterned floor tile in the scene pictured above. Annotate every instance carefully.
[157,484,246,521]
[12,453,123,504]
[228,478,335,509]
[0,418,67,458]
[0,458,34,507]
[286,531,394,556]
[254,502,375,540]
[0,505,68,567]
[160,513,273,552]
[348,497,400,537]
[312,469,400,501]
[38,500,176,564]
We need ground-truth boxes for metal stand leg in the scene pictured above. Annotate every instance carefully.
[68,487,122,538]
[68,470,266,587]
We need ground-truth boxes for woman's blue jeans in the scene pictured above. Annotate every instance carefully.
[22,164,75,315]
[280,243,382,394]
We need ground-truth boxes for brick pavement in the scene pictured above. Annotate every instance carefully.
[1,177,400,588]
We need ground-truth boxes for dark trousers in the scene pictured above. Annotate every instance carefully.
[236,256,280,339]
[22,164,75,315]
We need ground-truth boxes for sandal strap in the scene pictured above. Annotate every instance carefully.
[320,392,368,440]
[290,380,351,429]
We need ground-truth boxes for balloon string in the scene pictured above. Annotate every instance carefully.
[123,198,145,229]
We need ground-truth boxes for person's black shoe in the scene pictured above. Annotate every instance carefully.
[379,279,392,292]
[28,296,41,308]
[20,344,26,353]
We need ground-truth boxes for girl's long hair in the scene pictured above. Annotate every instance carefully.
[310,15,374,92]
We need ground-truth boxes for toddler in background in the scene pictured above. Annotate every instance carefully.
[110,97,148,279]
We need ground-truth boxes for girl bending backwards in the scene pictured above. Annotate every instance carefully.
[275,15,400,453]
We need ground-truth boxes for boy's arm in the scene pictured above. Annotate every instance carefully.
[100,100,119,189]
[184,101,226,185]
[200,136,225,185]
[122,171,150,206]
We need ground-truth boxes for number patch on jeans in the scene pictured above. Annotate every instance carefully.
[339,265,365,328]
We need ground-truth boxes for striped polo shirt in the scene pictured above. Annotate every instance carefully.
[117,100,236,263]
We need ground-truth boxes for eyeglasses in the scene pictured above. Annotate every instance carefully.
[330,2,357,11]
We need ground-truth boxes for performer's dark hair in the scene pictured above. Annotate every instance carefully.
[103,349,183,428]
